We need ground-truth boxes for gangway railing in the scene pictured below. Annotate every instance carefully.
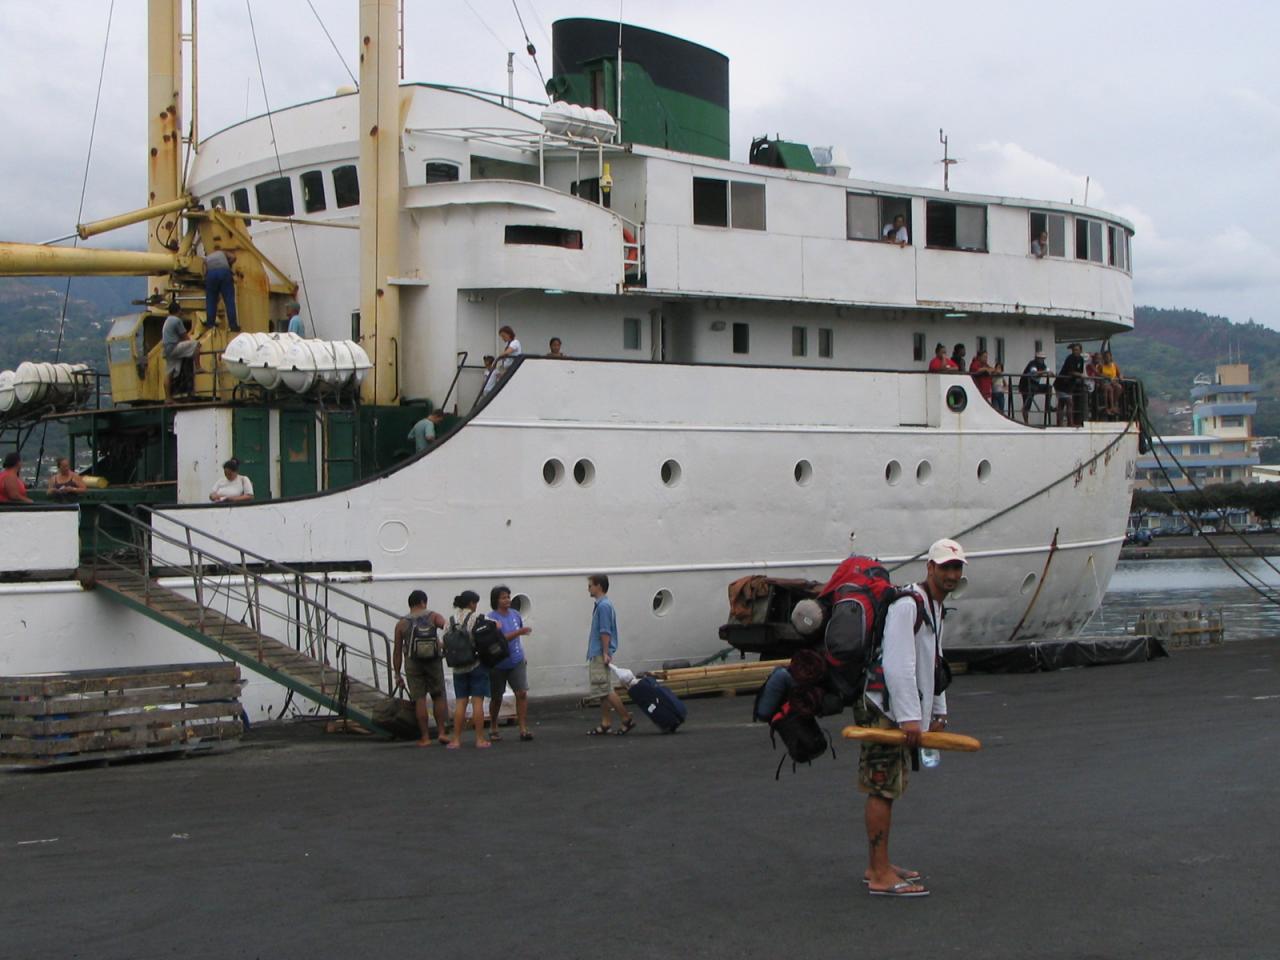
[86,503,403,729]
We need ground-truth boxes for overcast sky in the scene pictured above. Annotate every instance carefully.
[2,1,1277,328]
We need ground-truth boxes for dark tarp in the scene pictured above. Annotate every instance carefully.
[949,636,1168,673]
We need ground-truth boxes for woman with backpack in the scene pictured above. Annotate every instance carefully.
[446,591,491,750]
[487,585,534,742]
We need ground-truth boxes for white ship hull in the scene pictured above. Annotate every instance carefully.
[1,358,1136,714]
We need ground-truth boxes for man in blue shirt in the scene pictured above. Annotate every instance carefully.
[285,301,306,337]
[586,573,634,735]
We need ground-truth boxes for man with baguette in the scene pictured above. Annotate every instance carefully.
[858,538,965,897]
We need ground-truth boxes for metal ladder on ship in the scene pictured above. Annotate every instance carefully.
[81,504,400,735]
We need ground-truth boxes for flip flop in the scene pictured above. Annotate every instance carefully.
[489,730,502,741]
[862,869,924,885]
[587,725,612,736]
[445,741,461,751]
[520,731,535,741]
[868,880,929,898]
[475,740,492,749]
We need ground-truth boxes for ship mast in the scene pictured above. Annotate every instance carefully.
[147,0,184,300]
[358,0,402,406]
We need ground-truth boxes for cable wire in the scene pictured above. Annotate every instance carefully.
[305,0,359,89]
[35,0,115,481]
[245,0,314,325]
[511,0,546,89]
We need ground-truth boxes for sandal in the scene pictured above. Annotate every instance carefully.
[489,730,502,741]
[520,731,534,741]
[446,740,461,750]
[617,717,636,735]
[587,725,612,736]
[476,740,492,749]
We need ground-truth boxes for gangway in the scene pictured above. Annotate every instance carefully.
[81,504,401,735]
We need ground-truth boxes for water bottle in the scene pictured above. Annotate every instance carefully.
[920,748,941,769]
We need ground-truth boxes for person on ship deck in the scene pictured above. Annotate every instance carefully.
[209,459,254,503]
[203,245,239,332]
[1056,343,1087,427]
[927,343,957,372]
[46,457,87,502]
[968,350,994,404]
[882,214,909,247]
[0,452,33,504]
[161,304,200,402]
[1018,351,1052,425]
[1098,350,1123,417]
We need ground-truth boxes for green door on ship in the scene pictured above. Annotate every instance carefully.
[279,409,318,497]
[231,407,271,500]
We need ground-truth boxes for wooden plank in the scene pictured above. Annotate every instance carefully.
[2,738,238,770]
[0,720,245,757]
[0,665,240,698]
[0,701,242,736]
[0,681,245,717]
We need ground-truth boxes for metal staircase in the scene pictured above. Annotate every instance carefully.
[83,504,401,735]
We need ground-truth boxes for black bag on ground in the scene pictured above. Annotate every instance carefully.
[442,615,478,670]
[371,696,419,740]
[769,703,834,778]
[472,617,510,669]
[629,676,687,732]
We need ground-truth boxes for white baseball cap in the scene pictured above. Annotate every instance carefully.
[927,539,967,565]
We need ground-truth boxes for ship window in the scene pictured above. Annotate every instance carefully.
[732,322,750,354]
[1221,416,1244,427]
[333,165,360,208]
[913,332,925,362]
[1029,211,1066,257]
[1075,217,1104,262]
[977,336,988,356]
[926,200,987,251]
[792,326,807,357]
[1108,224,1130,271]
[730,181,766,230]
[424,161,460,183]
[209,195,226,211]
[623,316,642,350]
[818,328,833,359]
[350,309,360,341]
[572,177,601,203]
[256,177,295,217]
[693,177,729,227]
[505,225,584,248]
[1034,338,1043,354]
[996,337,1005,366]
[847,193,912,243]
[231,187,251,225]
[300,170,327,213]
[471,156,538,182]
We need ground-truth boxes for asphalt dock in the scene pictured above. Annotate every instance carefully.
[2,638,1278,959]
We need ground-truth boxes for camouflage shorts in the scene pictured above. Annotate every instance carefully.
[855,698,908,800]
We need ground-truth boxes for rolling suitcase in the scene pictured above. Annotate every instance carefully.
[629,676,687,733]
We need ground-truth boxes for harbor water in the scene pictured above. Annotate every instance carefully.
[1079,557,1280,641]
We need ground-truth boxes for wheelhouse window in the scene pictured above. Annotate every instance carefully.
[847,193,912,242]
[1029,211,1066,257]
[256,177,295,217]
[995,337,1005,366]
[572,177,601,203]
[977,336,988,356]
[732,322,750,354]
[333,165,360,208]
[693,177,766,230]
[819,328,833,359]
[623,317,642,350]
[1075,217,1104,262]
[926,200,987,251]
[1108,224,1130,271]
[231,187,251,224]
[912,332,925,362]
[471,156,538,182]
[424,161,460,184]
[300,170,327,213]
[792,327,808,357]
[505,225,584,248]
[209,195,226,211]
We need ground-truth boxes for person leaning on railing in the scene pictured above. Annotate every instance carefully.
[0,452,34,504]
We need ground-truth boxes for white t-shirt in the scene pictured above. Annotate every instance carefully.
[866,584,947,725]
[882,224,909,244]
[498,338,523,374]
[211,473,254,501]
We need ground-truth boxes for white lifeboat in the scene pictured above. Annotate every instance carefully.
[0,370,15,413]
[11,361,90,408]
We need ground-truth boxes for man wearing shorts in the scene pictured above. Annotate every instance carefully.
[858,538,964,897]
[161,304,201,400]
[486,585,534,741]
[585,574,634,735]
[392,590,450,746]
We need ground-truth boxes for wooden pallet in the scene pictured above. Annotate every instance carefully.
[0,662,245,770]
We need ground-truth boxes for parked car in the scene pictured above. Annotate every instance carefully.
[1125,529,1153,546]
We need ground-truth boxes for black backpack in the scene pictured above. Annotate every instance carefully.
[472,617,510,669]
[406,614,442,661]
[766,649,836,778]
[443,614,479,670]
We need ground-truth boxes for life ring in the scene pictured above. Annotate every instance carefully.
[623,226,638,266]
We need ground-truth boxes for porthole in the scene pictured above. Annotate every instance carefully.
[885,460,902,486]
[794,459,813,486]
[977,459,992,483]
[951,576,969,599]
[652,589,673,616]
[573,458,595,486]
[1020,573,1037,596]
[542,458,565,486]
[512,593,532,615]
[946,385,968,413]
[661,459,682,487]
[916,460,932,485]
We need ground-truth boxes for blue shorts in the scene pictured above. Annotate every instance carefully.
[453,667,491,700]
